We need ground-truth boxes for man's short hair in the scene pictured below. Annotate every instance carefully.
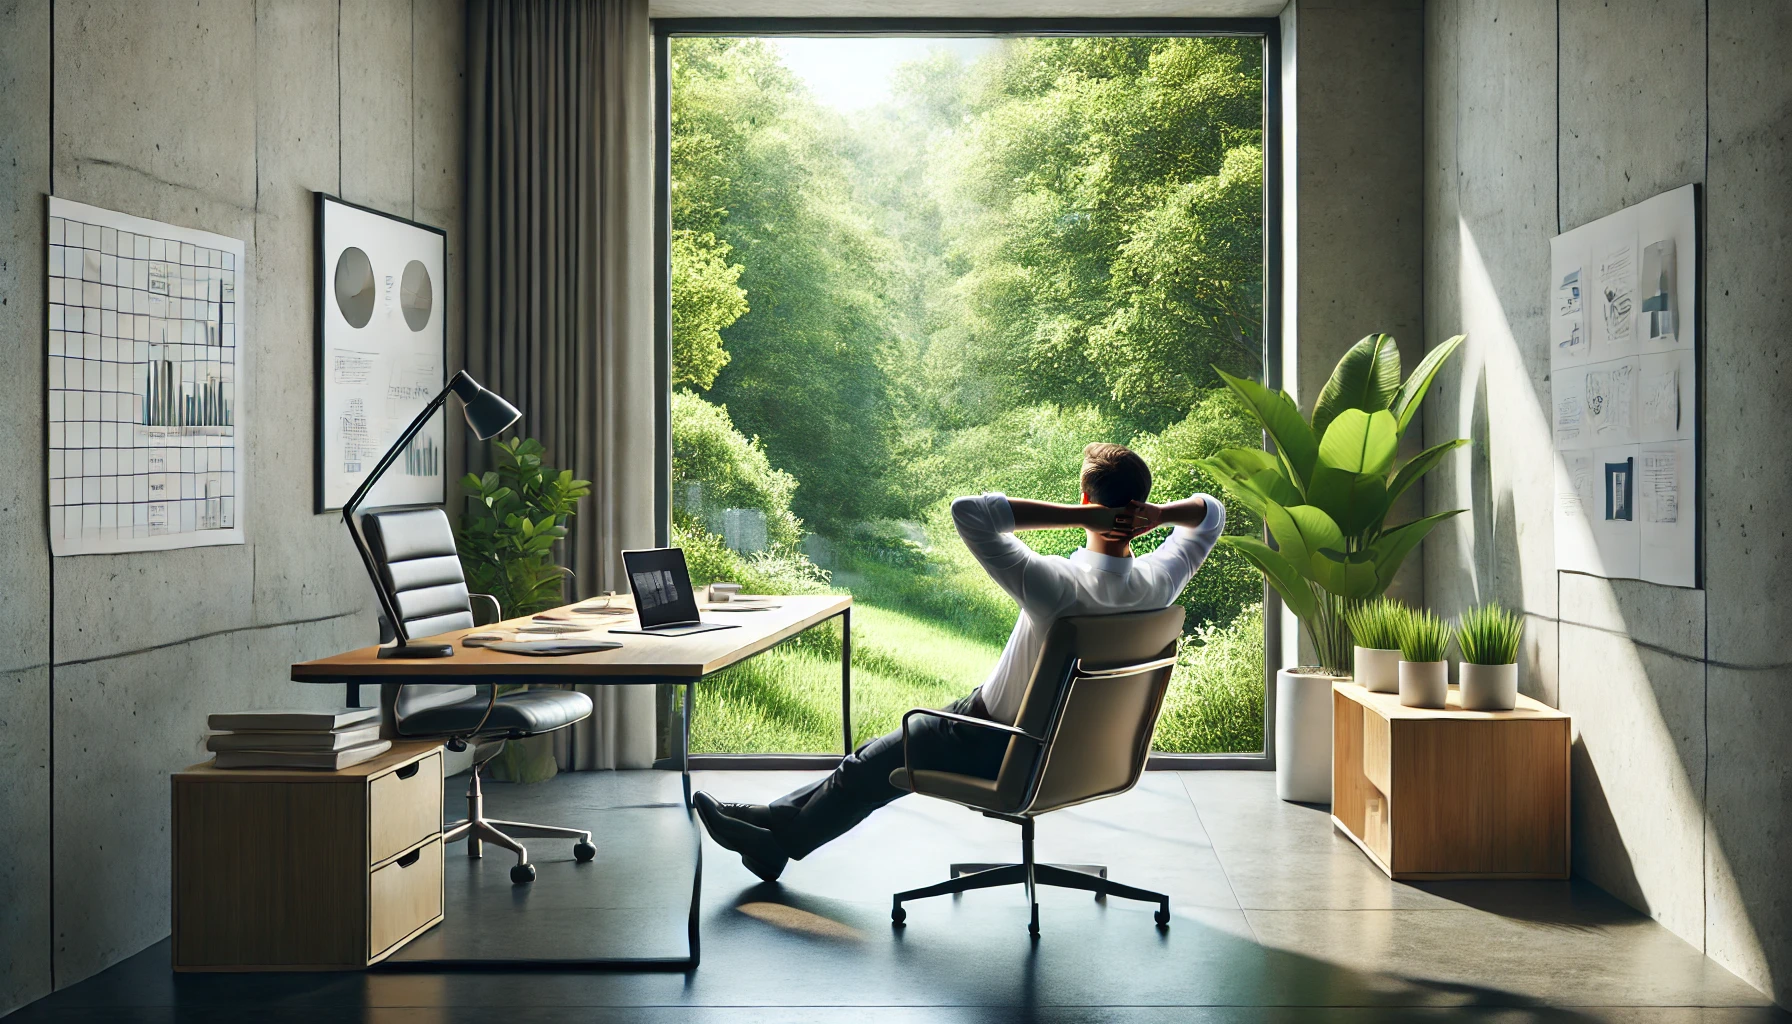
[1081,443,1152,508]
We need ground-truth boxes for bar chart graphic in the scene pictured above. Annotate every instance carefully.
[47,197,246,555]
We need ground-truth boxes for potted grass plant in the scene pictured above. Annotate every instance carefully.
[1456,604,1523,710]
[1196,332,1466,801]
[1397,609,1452,709]
[1344,597,1409,694]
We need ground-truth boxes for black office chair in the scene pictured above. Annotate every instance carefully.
[362,507,596,885]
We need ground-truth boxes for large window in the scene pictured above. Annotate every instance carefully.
[660,24,1276,759]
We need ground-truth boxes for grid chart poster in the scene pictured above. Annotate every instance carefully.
[47,197,247,556]
[1549,183,1697,587]
[315,194,446,512]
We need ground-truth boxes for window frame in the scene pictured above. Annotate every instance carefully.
[654,17,1284,771]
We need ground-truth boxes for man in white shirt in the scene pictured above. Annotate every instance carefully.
[694,443,1225,882]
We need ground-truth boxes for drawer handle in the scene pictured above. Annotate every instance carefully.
[395,848,422,869]
[394,762,421,781]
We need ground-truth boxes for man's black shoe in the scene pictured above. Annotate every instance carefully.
[694,791,788,882]
[711,799,774,830]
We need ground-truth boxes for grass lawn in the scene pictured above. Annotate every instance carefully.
[690,585,1265,756]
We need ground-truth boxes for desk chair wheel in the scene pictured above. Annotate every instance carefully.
[511,863,537,885]
[1154,906,1171,927]
[574,841,597,863]
[890,903,906,926]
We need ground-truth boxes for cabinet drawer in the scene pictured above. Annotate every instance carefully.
[369,751,441,865]
[369,837,442,958]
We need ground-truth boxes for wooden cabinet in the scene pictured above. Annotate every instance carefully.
[172,740,445,970]
[1331,682,1570,880]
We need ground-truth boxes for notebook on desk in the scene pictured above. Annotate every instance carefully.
[609,547,740,637]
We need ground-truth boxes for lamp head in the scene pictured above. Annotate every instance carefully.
[448,371,521,440]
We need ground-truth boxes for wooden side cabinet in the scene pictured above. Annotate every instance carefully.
[172,740,445,970]
[1332,682,1570,880]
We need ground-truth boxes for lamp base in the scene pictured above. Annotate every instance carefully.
[378,642,456,660]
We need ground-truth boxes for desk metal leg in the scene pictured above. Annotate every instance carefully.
[841,607,853,756]
[682,680,694,809]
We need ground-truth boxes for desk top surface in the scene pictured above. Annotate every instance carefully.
[1334,680,1570,722]
[292,593,852,683]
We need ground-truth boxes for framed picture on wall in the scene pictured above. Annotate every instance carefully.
[314,194,447,512]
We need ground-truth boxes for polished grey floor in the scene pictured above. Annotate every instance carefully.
[7,769,1786,1023]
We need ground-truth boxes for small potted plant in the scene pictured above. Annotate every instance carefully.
[1456,604,1523,710]
[1397,609,1451,708]
[1344,596,1408,694]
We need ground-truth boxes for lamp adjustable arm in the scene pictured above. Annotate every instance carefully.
[343,370,518,655]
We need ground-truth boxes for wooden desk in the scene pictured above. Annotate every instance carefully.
[1331,681,1571,880]
[292,593,854,800]
[290,593,852,970]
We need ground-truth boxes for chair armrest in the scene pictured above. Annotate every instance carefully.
[469,593,501,627]
[898,707,1042,791]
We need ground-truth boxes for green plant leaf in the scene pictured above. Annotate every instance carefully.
[1390,334,1465,436]
[1386,437,1469,507]
[1317,409,1399,477]
[1313,333,1402,439]
[1193,449,1303,514]
[1306,465,1389,539]
[1214,367,1318,487]
[1365,509,1465,592]
[1220,536,1319,622]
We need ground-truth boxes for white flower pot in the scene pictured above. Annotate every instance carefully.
[1354,646,1401,693]
[1399,660,1449,708]
[1276,668,1334,804]
[1459,661,1518,710]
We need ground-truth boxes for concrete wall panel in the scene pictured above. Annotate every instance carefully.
[0,0,464,999]
[1703,0,1792,1005]
[341,0,416,217]
[412,0,466,479]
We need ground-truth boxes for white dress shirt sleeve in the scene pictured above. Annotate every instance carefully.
[1140,494,1227,590]
[951,493,1076,618]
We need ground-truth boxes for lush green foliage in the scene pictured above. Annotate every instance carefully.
[1457,604,1524,665]
[1157,603,1266,753]
[1344,596,1411,652]
[1398,608,1454,663]
[1196,333,1468,670]
[456,438,591,617]
[670,37,1271,753]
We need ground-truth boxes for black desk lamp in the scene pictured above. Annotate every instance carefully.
[343,370,521,659]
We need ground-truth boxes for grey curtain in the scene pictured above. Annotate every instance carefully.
[465,0,657,769]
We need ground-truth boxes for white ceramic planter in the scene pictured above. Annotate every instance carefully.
[1399,660,1448,708]
[1354,646,1401,693]
[1276,668,1335,803]
[1459,661,1518,710]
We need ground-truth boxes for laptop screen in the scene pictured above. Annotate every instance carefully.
[621,548,702,628]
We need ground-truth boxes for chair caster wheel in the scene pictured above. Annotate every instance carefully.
[511,863,537,885]
[1028,923,1040,937]
[573,841,597,863]
[1154,907,1171,927]
[891,906,906,926]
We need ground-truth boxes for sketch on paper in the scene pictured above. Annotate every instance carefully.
[316,195,447,511]
[1584,360,1636,440]
[1554,266,1588,360]
[1600,244,1635,347]
[47,197,247,556]
[1641,365,1681,436]
[1558,451,1595,520]
[1555,391,1585,447]
[1604,457,1634,522]
[1640,239,1677,344]
[1639,449,1678,524]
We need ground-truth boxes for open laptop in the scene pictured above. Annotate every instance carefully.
[610,547,740,637]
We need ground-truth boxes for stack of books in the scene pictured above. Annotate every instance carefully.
[206,707,390,769]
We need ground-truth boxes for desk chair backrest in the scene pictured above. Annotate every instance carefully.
[361,508,478,720]
[995,606,1186,814]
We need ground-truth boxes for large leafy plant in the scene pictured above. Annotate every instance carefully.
[456,438,592,617]
[1194,333,1467,673]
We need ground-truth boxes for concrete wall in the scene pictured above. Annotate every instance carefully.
[1279,0,1427,666]
[0,0,465,1012]
[1424,0,1792,1007]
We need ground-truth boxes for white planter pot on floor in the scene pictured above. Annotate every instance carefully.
[1276,668,1335,803]
[1459,661,1518,710]
[1353,646,1401,693]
